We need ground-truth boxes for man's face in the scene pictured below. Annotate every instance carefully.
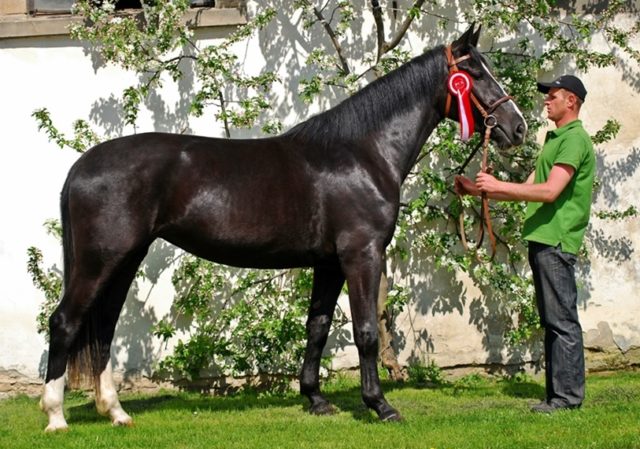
[543,87,572,122]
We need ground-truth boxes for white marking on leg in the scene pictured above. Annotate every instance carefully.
[40,376,68,432]
[96,360,133,427]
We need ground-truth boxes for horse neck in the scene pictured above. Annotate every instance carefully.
[373,96,445,184]
[367,52,448,184]
[285,47,449,184]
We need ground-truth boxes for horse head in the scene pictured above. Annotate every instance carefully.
[447,24,527,150]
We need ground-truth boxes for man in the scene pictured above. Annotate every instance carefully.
[455,75,595,413]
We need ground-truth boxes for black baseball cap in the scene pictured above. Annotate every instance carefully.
[537,75,587,101]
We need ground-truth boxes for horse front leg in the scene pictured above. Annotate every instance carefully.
[300,264,344,415]
[340,244,401,421]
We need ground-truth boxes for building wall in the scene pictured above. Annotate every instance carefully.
[0,2,638,396]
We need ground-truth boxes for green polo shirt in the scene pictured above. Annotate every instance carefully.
[522,120,595,255]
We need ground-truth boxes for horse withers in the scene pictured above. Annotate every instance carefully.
[41,24,526,431]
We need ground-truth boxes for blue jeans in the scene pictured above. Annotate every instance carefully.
[528,242,584,406]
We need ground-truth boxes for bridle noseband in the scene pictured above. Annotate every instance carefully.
[445,45,513,261]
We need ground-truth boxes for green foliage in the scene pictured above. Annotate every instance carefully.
[70,0,278,135]
[592,119,622,145]
[407,360,447,385]
[595,206,638,221]
[153,256,314,378]
[32,108,99,153]
[452,372,485,393]
[27,221,63,339]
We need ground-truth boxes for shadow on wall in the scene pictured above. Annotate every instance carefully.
[112,240,179,376]
[577,146,640,300]
[389,229,546,372]
[254,0,456,136]
[557,0,640,92]
[82,43,200,138]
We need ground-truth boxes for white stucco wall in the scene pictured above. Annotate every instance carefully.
[0,3,638,394]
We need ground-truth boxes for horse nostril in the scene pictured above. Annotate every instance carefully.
[515,122,526,140]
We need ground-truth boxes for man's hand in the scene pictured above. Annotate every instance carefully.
[475,172,502,194]
[454,175,480,196]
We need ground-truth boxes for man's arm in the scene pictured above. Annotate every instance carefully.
[454,172,534,198]
[476,164,574,203]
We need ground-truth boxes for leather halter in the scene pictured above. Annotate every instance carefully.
[445,45,513,261]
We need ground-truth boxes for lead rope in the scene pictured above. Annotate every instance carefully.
[457,119,496,261]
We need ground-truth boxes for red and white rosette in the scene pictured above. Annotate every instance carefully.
[447,71,474,141]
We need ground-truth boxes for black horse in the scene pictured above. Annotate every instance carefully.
[40,25,526,431]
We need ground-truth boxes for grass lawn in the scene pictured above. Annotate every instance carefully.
[1,370,639,449]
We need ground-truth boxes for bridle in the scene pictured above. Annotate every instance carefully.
[444,46,514,126]
[445,45,513,260]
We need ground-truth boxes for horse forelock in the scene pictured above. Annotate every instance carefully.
[284,45,447,146]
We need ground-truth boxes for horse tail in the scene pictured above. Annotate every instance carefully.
[60,175,73,290]
[61,175,102,391]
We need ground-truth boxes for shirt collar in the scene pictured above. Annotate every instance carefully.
[546,119,582,140]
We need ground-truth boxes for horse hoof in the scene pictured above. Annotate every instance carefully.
[380,410,403,422]
[112,417,134,427]
[309,402,336,416]
[44,423,69,433]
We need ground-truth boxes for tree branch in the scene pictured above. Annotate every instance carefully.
[385,0,427,55]
[313,6,351,74]
[218,90,231,138]
[371,0,386,62]
[371,0,427,63]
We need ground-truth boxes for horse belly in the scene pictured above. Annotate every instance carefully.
[162,230,326,269]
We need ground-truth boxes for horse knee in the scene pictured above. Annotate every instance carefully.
[299,376,317,396]
[306,315,331,341]
[353,322,378,355]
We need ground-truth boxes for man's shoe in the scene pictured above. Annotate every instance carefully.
[530,401,581,414]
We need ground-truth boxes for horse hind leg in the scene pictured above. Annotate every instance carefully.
[96,359,132,426]
[300,264,344,415]
[40,373,67,432]
[41,273,107,432]
[92,248,148,427]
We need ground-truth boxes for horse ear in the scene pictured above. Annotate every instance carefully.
[470,24,482,47]
[452,23,477,51]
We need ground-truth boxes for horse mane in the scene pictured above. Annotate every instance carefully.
[283,45,446,146]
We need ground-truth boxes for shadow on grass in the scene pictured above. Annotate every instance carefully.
[65,382,392,425]
[67,392,305,425]
[499,379,545,399]
[384,375,545,400]
[65,375,546,426]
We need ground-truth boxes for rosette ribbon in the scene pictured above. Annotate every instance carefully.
[447,71,474,141]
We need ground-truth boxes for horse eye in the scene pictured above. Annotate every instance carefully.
[467,67,483,78]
